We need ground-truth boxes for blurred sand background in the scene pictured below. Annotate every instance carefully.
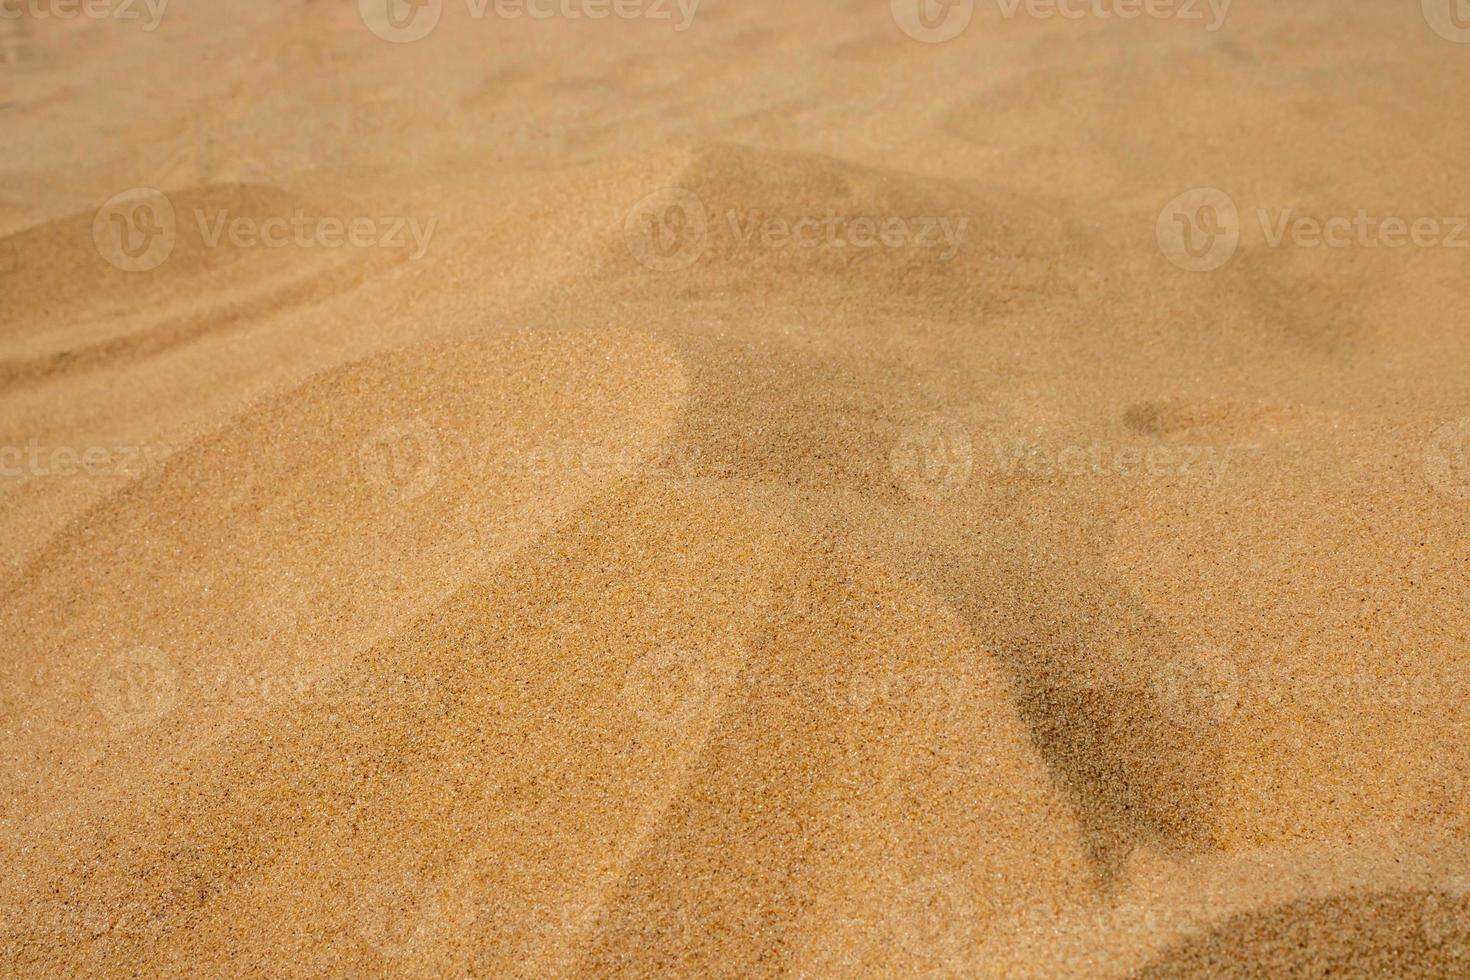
[2,0,1470,975]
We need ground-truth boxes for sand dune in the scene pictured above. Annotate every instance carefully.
[3,0,1470,975]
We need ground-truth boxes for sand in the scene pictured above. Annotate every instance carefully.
[2,0,1469,975]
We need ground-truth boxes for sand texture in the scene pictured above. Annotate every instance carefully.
[3,0,1470,975]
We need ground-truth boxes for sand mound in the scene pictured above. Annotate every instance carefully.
[0,330,686,824]
[2,472,1096,975]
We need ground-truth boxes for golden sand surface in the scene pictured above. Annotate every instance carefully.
[2,0,1470,975]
